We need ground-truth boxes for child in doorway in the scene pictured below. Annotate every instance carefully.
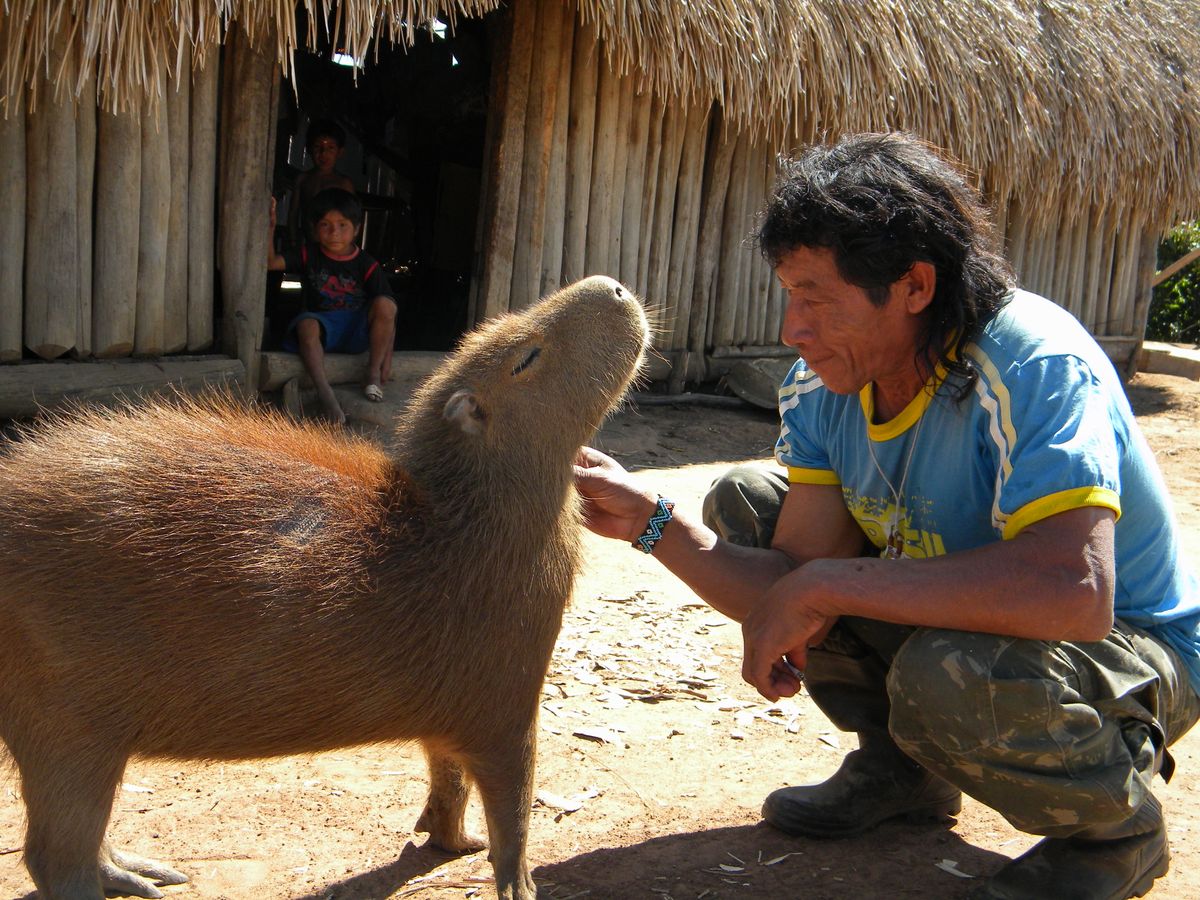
[268,188,397,425]
[287,118,357,246]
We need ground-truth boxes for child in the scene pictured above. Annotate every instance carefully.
[268,189,397,425]
[287,118,357,246]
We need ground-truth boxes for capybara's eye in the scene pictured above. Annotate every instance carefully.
[512,347,541,376]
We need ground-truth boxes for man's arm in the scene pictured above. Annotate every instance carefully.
[574,447,863,622]
[741,505,1116,700]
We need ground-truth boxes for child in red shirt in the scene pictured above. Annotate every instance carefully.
[268,189,397,425]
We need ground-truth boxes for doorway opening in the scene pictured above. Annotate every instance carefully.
[269,12,493,351]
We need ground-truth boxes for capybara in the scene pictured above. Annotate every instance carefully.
[0,275,649,900]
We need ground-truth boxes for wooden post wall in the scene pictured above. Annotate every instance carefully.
[0,94,24,362]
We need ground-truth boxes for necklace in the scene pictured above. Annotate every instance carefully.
[865,405,928,560]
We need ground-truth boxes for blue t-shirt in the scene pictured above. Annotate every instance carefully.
[775,289,1200,692]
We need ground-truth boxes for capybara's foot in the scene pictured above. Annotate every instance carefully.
[414,806,487,854]
[101,846,189,898]
[495,869,538,900]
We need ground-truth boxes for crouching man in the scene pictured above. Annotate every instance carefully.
[575,132,1200,899]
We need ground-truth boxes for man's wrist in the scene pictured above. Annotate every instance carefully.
[632,495,675,554]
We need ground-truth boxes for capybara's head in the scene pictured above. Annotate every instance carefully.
[398,276,648,473]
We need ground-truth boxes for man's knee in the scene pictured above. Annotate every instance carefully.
[887,629,1031,760]
[701,464,788,548]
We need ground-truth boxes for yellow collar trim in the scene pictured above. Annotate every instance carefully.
[860,361,948,441]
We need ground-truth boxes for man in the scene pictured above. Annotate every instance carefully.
[574,132,1200,899]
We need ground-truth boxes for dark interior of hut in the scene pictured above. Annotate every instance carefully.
[267,11,493,352]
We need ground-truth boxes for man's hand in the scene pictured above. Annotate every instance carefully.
[741,563,838,701]
[573,447,657,544]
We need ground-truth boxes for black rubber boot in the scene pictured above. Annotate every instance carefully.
[761,733,962,838]
[970,793,1169,900]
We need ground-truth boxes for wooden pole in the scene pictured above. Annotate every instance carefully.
[1104,213,1136,337]
[743,143,768,345]
[1058,213,1086,319]
[24,33,80,361]
[585,58,621,276]
[1128,231,1159,341]
[93,104,141,358]
[608,72,635,275]
[562,17,598,284]
[1117,215,1146,335]
[1094,208,1119,334]
[164,48,191,353]
[75,67,96,358]
[511,0,560,310]
[0,91,25,362]
[646,100,685,331]
[1080,208,1105,333]
[136,93,171,356]
[713,134,751,348]
[539,3,574,296]
[475,0,534,320]
[636,93,665,293]
[218,24,276,391]
[687,111,736,356]
[619,85,653,292]
[188,50,219,351]
[664,104,710,352]
[1005,200,1029,283]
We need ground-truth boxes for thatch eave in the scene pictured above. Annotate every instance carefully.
[2,0,1197,229]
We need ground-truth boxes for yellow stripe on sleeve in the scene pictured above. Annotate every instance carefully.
[788,466,841,486]
[1002,487,1122,540]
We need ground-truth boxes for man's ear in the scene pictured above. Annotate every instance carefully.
[899,260,936,314]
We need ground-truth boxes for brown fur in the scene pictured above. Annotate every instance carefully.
[0,276,649,900]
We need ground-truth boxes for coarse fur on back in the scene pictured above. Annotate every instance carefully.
[0,275,649,900]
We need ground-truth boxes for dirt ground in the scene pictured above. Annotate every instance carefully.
[2,372,1199,900]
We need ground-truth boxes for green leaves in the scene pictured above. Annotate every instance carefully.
[1148,221,1200,344]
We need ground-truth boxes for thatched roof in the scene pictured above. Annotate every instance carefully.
[3,0,1198,228]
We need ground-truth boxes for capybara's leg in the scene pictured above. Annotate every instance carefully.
[414,744,487,853]
[15,736,128,900]
[466,725,538,900]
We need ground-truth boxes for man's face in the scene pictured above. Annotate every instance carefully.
[775,245,925,395]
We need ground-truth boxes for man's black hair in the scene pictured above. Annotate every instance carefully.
[305,118,346,151]
[307,188,363,229]
[755,132,1013,396]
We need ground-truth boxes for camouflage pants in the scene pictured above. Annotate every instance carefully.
[704,463,1200,837]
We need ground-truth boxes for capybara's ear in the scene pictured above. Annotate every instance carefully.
[443,389,488,436]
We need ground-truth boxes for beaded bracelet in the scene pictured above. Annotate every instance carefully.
[633,496,675,554]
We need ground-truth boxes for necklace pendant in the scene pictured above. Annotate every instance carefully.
[885,528,903,560]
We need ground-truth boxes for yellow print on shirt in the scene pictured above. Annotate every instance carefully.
[845,488,947,559]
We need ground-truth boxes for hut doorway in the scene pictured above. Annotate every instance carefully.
[269,15,492,352]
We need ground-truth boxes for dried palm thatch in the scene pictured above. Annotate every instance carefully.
[1,0,1197,229]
